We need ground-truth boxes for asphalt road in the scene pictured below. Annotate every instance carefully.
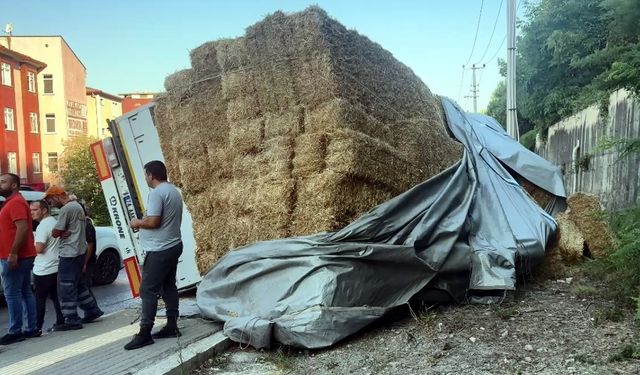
[0,269,139,332]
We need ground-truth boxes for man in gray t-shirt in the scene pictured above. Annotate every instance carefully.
[138,180,183,254]
[54,200,87,258]
[45,186,103,330]
[124,160,184,350]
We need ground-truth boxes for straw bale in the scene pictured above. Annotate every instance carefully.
[514,175,556,210]
[292,55,338,109]
[292,171,394,235]
[231,136,292,180]
[176,155,211,195]
[537,213,585,279]
[292,132,328,178]
[226,95,260,122]
[155,6,463,271]
[555,213,585,264]
[163,69,198,104]
[220,70,255,100]
[153,96,181,185]
[264,108,304,140]
[205,146,234,179]
[215,37,250,72]
[326,129,427,192]
[189,41,221,77]
[228,118,264,154]
[566,193,616,258]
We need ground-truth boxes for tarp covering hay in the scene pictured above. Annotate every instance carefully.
[154,7,463,272]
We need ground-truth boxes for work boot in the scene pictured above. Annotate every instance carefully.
[0,333,25,345]
[124,326,154,350]
[24,329,42,338]
[152,316,181,338]
[81,310,104,323]
[54,322,83,331]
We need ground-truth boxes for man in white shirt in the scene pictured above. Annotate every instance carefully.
[30,200,64,333]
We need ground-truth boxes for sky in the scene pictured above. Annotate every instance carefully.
[2,0,529,112]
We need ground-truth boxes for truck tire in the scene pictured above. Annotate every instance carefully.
[94,249,120,285]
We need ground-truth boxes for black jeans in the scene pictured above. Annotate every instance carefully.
[33,272,64,330]
[58,255,102,324]
[140,242,183,329]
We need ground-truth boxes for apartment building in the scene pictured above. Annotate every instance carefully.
[121,92,154,114]
[0,36,88,182]
[0,45,46,189]
[86,87,122,138]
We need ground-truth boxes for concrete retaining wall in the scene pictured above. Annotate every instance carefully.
[536,89,640,211]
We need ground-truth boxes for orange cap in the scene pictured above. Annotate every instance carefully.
[43,185,67,199]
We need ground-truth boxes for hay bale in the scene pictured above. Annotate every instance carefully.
[155,6,463,272]
[566,193,616,258]
[555,213,585,264]
[537,213,585,279]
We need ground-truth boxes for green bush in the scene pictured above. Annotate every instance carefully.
[585,204,640,316]
[520,129,538,151]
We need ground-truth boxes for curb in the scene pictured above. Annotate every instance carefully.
[134,331,231,375]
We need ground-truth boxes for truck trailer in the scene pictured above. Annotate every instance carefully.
[90,103,201,297]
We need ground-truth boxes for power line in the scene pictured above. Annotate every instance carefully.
[485,33,507,65]
[483,0,524,66]
[457,65,466,103]
[464,0,485,66]
[478,0,504,64]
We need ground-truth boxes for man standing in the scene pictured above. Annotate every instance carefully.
[44,186,103,330]
[124,160,183,350]
[30,199,65,332]
[0,173,38,344]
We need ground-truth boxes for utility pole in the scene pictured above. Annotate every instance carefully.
[506,0,519,140]
[464,63,485,112]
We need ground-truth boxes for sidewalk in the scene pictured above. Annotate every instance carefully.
[0,308,229,375]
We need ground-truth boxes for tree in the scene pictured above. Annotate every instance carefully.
[486,80,507,128]
[55,136,110,225]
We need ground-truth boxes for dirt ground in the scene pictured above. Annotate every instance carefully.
[196,277,639,375]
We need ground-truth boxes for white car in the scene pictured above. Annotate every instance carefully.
[0,190,124,290]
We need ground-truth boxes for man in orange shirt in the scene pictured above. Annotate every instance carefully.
[0,173,38,344]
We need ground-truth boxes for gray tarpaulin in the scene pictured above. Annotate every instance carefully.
[196,98,567,349]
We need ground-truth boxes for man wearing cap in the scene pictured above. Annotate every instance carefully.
[0,173,39,344]
[45,186,103,330]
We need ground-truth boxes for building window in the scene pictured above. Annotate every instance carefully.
[32,153,41,174]
[1,63,11,86]
[7,152,17,174]
[30,112,39,133]
[27,72,36,92]
[47,152,58,172]
[4,108,15,130]
[46,114,56,133]
[43,74,53,94]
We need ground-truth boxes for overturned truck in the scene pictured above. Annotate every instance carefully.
[155,7,567,349]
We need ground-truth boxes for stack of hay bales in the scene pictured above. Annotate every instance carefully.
[538,193,616,278]
[154,7,463,273]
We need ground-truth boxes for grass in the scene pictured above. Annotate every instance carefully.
[608,344,640,362]
[581,204,640,319]
[493,305,520,320]
[571,283,599,299]
[593,304,626,325]
[575,354,597,365]
[264,347,295,373]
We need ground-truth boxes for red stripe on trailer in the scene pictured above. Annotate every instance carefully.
[90,141,112,182]
[124,256,142,298]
